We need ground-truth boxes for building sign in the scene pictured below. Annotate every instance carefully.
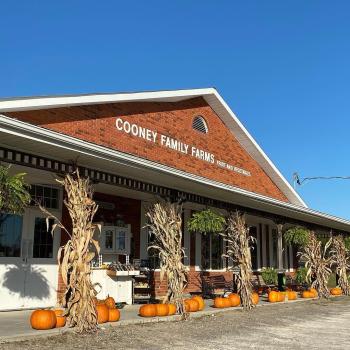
[115,118,251,177]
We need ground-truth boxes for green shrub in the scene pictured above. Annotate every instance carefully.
[261,267,278,285]
[295,267,308,285]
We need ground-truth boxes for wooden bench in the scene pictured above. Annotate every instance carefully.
[202,275,232,297]
[251,274,275,293]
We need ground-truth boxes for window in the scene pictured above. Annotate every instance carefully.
[33,217,54,258]
[192,116,208,134]
[201,235,223,270]
[30,185,59,209]
[0,214,23,257]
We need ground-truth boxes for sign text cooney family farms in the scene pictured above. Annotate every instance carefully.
[115,117,251,176]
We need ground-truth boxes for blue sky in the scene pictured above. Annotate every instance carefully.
[1,1,350,219]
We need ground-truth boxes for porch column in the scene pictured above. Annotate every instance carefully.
[276,223,284,271]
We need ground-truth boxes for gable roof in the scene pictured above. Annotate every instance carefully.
[0,88,306,207]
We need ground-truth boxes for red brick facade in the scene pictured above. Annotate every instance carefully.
[8,98,288,202]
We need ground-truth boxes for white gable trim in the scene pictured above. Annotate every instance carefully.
[0,88,306,206]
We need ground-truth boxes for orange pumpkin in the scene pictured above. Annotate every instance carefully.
[251,292,259,305]
[302,290,313,298]
[192,296,205,311]
[287,291,297,301]
[268,291,279,303]
[277,292,285,302]
[139,304,157,317]
[222,297,231,308]
[53,309,66,328]
[96,304,109,323]
[330,287,342,296]
[185,299,199,312]
[309,288,318,298]
[213,297,226,308]
[105,296,116,309]
[167,303,177,315]
[155,303,169,317]
[30,310,57,330]
[108,308,120,322]
[228,293,240,307]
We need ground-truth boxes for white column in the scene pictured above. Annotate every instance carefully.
[268,227,273,267]
[288,244,293,271]
[277,223,284,271]
[183,209,191,266]
[257,226,261,270]
[195,232,201,271]
[262,225,267,268]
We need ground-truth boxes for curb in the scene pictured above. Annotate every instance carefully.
[0,295,346,344]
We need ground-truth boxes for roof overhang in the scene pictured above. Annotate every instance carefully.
[0,114,349,232]
[0,88,306,207]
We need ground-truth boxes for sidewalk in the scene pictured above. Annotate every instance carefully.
[0,297,319,344]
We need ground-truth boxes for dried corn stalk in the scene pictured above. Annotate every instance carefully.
[146,201,188,315]
[40,170,100,333]
[330,235,350,295]
[298,231,333,298]
[222,212,254,310]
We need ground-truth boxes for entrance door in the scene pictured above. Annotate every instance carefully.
[0,209,60,310]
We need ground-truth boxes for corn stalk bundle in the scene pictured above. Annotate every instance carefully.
[330,235,350,295]
[298,231,333,298]
[146,201,188,315]
[222,212,255,310]
[40,171,100,333]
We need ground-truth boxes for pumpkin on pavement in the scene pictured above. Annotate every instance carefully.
[185,299,199,312]
[287,291,297,301]
[228,293,240,307]
[108,308,120,322]
[330,287,342,296]
[30,309,57,330]
[302,290,313,299]
[96,304,109,323]
[192,296,205,310]
[251,292,259,305]
[268,291,279,303]
[53,309,66,328]
[105,296,116,309]
[167,303,177,315]
[156,303,169,316]
[309,288,318,298]
[277,292,285,302]
[213,297,226,308]
[139,304,157,317]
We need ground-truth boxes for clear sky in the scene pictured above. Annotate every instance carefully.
[1,1,350,219]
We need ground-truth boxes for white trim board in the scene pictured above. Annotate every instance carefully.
[0,88,305,207]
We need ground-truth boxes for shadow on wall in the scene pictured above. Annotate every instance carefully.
[2,263,51,300]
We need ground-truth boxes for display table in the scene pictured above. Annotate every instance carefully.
[91,268,139,305]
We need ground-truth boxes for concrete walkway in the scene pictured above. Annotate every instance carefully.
[0,296,318,344]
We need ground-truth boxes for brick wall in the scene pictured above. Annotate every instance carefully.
[8,97,288,202]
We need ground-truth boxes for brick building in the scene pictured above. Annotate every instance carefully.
[0,88,349,309]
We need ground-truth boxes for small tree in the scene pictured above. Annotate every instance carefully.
[222,212,255,310]
[40,171,100,333]
[146,201,188,315]
[0,165,31,214]
[330,235,350,295]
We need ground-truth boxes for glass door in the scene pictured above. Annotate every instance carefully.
[22,210,60,309]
